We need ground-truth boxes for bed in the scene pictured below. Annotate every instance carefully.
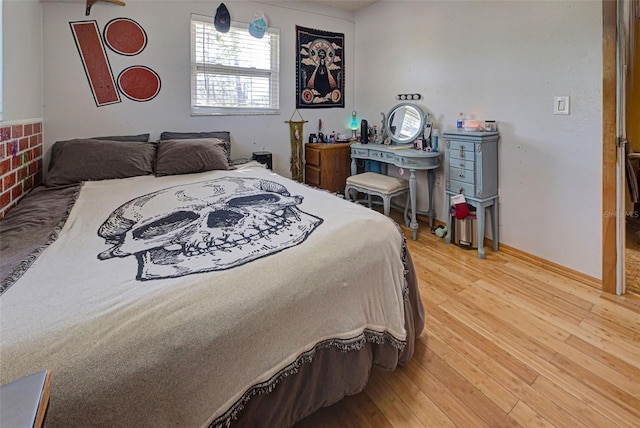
[0,134,425,427]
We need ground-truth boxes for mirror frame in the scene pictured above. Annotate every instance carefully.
[385,102,425,145]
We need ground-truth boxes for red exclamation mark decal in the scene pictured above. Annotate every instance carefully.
[70,21,121,106]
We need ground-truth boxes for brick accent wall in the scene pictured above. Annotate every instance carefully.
[0,121,43,219]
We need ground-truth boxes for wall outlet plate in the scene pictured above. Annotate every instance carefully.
[554,96,570,115]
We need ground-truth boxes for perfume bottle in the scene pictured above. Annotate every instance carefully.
[432,128,439,152]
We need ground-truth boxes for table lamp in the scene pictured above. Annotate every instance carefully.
[350,111,358,139]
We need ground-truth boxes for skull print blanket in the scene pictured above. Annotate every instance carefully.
[0,166,414,427]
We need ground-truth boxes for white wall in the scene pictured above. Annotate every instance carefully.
[354,0,602,278]
[18,0,604,278]
[41,1,356,176]
[2,0,42,122]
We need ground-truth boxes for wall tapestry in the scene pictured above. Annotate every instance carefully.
[295,26,344,109]
[70,18,160,107]
[286,110,307,182]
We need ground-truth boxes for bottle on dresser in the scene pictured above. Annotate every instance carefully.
[432,128,439,152]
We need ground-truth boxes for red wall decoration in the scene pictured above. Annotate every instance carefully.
[70,17,160,106]
[117,66,161,102]
[70,21,120,106]
[104,17,147,55]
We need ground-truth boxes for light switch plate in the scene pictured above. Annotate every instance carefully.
[554,96,570,115]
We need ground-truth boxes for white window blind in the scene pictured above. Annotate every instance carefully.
[190,14,280,116]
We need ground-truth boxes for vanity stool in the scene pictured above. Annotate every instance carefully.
[345,172,410,224]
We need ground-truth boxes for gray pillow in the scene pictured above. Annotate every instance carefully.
[45,139,156,187]
[155,138,233,176]
[93,133,150,142]
[49,134,151,171]
[159,131,231,162]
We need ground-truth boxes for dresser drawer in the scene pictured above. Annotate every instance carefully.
[447,179,475,196]
[370,150,384,160]
[351,148,369,157]
[449,157,474,171]
[306,147,321,166]
[369,150,396,162]
[380,151,396,161]
[449,141,475,161]
[449,166,474,184]
[305,165,320,187]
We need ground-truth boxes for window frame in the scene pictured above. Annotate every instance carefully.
[190,14,280,116]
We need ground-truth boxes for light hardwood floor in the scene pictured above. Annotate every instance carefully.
[295,216,640,428]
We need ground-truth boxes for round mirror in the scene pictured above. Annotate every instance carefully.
[386,103,425,145]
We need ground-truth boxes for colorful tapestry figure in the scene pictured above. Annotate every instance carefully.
[296,26,344,109]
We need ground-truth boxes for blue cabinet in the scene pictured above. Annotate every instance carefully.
[443,131,499,258]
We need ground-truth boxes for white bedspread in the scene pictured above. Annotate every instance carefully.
[0,166,408,427]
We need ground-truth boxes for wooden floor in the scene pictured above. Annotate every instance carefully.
[295,216,640,428]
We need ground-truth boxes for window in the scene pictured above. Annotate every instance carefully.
[190,14,279,116]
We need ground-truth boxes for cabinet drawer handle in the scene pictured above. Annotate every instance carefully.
[459,147,464,158]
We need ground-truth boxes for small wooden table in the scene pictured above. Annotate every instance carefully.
[0,370,51,428]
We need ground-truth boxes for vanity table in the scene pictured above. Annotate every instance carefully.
[349,103,440,240]
[350,144,439,239]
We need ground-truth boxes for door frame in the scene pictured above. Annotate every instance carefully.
[604,0,639,294]
[603,0,617,294]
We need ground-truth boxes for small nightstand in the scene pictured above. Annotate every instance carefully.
[304,142,352,193]
[252,151,273,170]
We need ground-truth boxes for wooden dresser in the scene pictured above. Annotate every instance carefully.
[304,142,352,193]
